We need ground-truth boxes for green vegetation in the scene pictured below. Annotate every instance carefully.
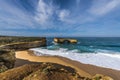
[0,64,8,73]
[0,36,46,46]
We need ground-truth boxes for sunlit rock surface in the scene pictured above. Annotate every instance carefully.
[0,63,113,80]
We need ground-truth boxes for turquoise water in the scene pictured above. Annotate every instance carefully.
[31,37,120,70]
[46,37,120,53]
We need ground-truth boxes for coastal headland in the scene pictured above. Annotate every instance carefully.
[0,36,119,80]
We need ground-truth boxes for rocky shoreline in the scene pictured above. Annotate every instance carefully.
[0,49,15,73]
[0,62,113,80]
[0,36,116,80]
[0,36,46,73]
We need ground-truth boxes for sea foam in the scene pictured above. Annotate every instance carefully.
[30,48,120,70]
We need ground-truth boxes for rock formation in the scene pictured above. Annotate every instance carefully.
[0,36,46,46]
[0,63,89,80]
[0,36,46,73]
[54,38,77,44]
[0,41,46,50]
[0,63,113,80]
[0,36,114,80]
[0,49,15,73]
[0,36,46,50]
[92,74,113,80]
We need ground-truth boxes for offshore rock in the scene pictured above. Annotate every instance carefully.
[54,38,77,44]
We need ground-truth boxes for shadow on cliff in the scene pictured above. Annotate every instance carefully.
[14,58,40,68]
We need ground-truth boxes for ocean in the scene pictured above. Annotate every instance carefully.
[30,37,120,70]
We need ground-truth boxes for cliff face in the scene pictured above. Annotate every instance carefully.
[0,41,46,50]
[0,36,46,46]
[0,49,15,73]
[0,36,46,50]
[0,63,89,80]
[0,36,46,73]
[0,63,113,80]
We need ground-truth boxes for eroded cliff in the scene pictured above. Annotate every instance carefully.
[0,36,46,73]
[0,63,113,80]
[0,36,46,50]
[0,49,15,73]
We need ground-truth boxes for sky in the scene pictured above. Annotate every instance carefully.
[0,0,120,37]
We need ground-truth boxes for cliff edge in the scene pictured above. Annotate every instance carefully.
[0,63,113,80]
[0,36,46,73]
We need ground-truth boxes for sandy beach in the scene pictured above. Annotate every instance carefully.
[15,50,120,80]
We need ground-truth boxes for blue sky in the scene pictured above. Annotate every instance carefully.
[0,0,120,37]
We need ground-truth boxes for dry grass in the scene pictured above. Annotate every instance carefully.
[0,63,90,80]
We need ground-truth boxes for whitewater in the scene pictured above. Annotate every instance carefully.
[30,47,120,71]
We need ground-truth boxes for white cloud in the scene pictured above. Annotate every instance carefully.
[34,0,95,26]
[1,0,120,33]
[0,0,35,29]
[35,0,54,25]
[58,9,70,22]
[35,0,74,26]
[89,0,120,16]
